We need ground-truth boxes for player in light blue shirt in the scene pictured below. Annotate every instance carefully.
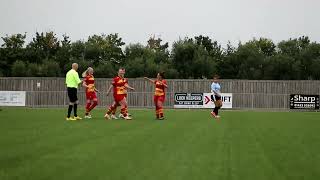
[210,75,222,119]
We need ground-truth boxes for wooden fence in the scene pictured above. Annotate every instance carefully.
[1,77,320,109]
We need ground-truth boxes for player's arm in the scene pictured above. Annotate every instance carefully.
[144,77,155,83]
[125,84,135,91]
[212,89,221,97]
[82,80,88,88]
[161,80,168,88]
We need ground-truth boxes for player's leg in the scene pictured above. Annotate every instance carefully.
[67,102,74,120]
[105,101,117,120]
[216,100,222,118]
[111,102,119,119]
[157,96,165,120]
[73,100,81,120]
[85,96,92,117]
[67,87,80,120]
[72,88,81,120]
[154,96,160,119]
[88,92,98,113]
[119,97,131,120]
[210,94,217,118]
[124,94,131,117]
[66,88,73,120]
[213,97,222,119]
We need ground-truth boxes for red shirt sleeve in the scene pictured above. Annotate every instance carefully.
[83,76,88,84]
[112,77,117,86]
[163,80,167,85]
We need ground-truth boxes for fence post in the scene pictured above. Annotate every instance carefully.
[251,93,254,109]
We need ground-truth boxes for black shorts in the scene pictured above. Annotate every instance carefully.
[211,95,221,101]
[67,87,78,102]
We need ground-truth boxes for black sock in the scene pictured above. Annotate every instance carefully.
[214,107,218,115]
[67,105,73,118]
[74,104,78,117]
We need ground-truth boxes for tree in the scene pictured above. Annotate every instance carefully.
[26,32,60,64]
[11,61,29,77]
[55,34,72,71]
[0,33,27,76]
[171,38,197,78]
[85,33,125,65]
[1,33,26,49]
[194,35,223,60]
[147,35,169,51]
[246,38,276,56]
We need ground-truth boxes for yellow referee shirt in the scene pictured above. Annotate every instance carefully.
[66,69,81,88]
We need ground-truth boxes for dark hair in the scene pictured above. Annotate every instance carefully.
[213,74,220,79]
[159,72,165,79]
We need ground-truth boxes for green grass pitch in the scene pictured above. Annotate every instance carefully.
[1,108,320,180]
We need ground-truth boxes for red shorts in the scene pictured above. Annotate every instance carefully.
[86,92,97,100]
[154,95,165,103]
[114,94,126,102]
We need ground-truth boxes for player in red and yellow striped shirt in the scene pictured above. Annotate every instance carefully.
[82,67,99,118]
[105,68,135,120]
[144,72,167,120]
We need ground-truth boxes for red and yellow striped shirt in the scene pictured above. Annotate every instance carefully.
[84,75,95,92]
[112,76,128,95]
[154,80,167,96]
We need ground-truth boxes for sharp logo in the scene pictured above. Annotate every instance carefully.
[294,95,316,103]
[290,94,320,110]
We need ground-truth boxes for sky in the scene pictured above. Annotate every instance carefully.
[0,0,319,47]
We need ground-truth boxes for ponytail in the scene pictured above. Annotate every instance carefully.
[82,69,88,78]
[82,67,93,77]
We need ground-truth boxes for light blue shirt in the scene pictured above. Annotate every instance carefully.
[211,82,221,96]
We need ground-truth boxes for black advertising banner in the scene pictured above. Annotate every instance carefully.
[290,94,320,109]
[174,93,203,108]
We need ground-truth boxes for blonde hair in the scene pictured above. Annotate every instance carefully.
[82,67,93,78]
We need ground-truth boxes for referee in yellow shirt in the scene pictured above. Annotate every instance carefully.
[66,63,82,120]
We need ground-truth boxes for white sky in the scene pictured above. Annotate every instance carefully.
[0,0,319,47]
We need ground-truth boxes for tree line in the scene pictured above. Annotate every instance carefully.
[1,32,320,80]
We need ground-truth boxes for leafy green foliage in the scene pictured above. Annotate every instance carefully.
[1,33,320,79]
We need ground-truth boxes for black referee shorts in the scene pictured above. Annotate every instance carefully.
[211,94,222,101]
[67,87,78,103]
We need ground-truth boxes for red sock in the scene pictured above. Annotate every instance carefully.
[159,108,164,118]
[107,104,116,114]
[112,107,117,115]
[155,106,160,119]
[121,108,127,117]
[113,103,120,115]
[125,104,129,114]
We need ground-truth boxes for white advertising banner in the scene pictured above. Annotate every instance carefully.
[174,93,232,109]
[203,93,233,109]
[0,91,26,106]
[174,93,204,108]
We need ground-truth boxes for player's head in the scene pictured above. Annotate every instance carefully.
[87,67,93,75]
[157,72,165,80]
[72,63,78,71]
[82,67,94,77]
[118,68,126,78]
[213,74,220,83]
